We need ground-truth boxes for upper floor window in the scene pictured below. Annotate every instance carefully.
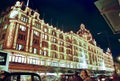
[18,34,26,40]
[66,36,71,42]
[33,39,39,45]
[52,30,56,36]
[59,47,64,52]
[16,44,24,51]
[33,48,38,54]
[35,22,41,28]
[20,25,26,31]
[34,31,39,36]
[42,34,48,40]
[51,37,57,43]
[59,41,64,45]
[59,34,63,39]
[60,54,64,59]
[42,50,48,56]
[21,15,29,23]
[43,27,48,33]
[73,39,78,45]
[42,41,48,48]
[51,44,57,51]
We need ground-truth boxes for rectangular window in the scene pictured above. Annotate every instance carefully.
[33,39,39,45]
[41,60,45,65]
[11,55,26,63]
[16,44,24,51]
[34,31,39,36]
[35,22,41,28]
[18,34,26,40]
[20,25,26,31]
[33,48,38,54]
[21,15,29,23]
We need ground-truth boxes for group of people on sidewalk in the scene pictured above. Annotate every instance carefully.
[61,69,120,81]
[72,69,93,81]
[61,69,93,81]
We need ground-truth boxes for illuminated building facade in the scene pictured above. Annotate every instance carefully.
[0,1,114,73]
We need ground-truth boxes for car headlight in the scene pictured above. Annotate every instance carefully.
[101,78,105,81]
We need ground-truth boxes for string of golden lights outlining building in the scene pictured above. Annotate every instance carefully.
[0,1,114,74]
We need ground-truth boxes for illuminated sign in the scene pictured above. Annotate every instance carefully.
[0,52,7,65]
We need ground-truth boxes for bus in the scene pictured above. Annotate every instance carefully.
[0,50,10,71]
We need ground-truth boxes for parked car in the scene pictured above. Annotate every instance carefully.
[60,73,74,81]
[0,71,41,81]
[96,74,113,81]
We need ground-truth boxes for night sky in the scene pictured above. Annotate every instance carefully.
[0,0,120,61]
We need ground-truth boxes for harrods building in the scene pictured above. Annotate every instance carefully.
[0,1,114,74]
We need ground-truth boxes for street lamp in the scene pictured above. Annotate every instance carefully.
[117,56,120,62]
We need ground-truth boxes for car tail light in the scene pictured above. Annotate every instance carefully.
[110,76,113,79]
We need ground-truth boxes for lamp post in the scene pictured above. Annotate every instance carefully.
[117,56,120,62]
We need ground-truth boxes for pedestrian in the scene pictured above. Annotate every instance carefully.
[73,72,83,81]
[60,75,66,81]
[112,71,120,81]
[80,70,92,81]
[0,71,10,81]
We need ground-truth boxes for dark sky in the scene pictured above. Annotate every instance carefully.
[0,0,120,61]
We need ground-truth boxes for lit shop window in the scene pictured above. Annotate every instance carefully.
[60,63,65,67]
[41,60,45,65]
[11,55,26,63]
[52,62,58,67]
[20,25,26,31]
[16,44,24,51]
[28,58,39,65]
[66,63,70,68]
[77,64,81,68]
[46,60,51,66]
[34,31,39,36]
[70,64,73,68]
[9,55,12,62]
